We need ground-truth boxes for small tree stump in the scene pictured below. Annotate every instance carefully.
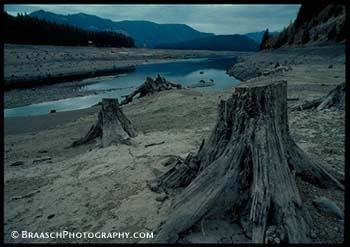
[72,98,136,147]
[150,80,343,243]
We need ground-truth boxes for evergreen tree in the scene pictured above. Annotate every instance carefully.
[260,28,270,50]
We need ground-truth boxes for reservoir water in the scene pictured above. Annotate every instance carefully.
[5,57,240,117]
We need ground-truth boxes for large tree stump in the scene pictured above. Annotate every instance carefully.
[72,98,136,147]
[120,74,182,105]
[150,80,343,243]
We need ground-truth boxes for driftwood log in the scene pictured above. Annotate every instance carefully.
[290,98,323,111]
[149,80,343,243]
[316,82,345,111]
[72,98,136,147]
[120,74,182,105]
[291,82,345,111]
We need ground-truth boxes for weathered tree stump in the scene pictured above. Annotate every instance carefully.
[120,74,182,105]
[150,80,343,243]
[72,98,136,147]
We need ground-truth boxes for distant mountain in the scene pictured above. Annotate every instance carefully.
[30,10,214,48]
[156,35,259,52]
[244,31,280,44]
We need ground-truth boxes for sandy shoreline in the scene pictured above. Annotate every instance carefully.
[4,44,247,108]
[4,106,100,135]
[4,44,345,243]
[4,44,245,90]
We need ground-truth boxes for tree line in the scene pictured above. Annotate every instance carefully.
[3,12,135,48]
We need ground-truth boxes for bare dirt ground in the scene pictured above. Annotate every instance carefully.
[4,89,232,243]
[4,44,345,243]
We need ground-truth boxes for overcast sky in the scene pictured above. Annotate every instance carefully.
[4,4,301,34]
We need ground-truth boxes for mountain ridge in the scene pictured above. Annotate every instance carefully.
[30,10,215,48]
[156,34,259,52]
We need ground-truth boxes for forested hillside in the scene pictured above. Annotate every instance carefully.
[3,12,135,47]
[260,4,345,49]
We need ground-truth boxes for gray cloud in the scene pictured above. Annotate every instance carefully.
[4,4,300,34]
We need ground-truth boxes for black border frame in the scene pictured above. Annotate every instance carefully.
[0,1,348,246]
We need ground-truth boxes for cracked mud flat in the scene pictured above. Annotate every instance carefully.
[4,45,345,243]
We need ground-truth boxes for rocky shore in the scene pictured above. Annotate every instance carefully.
[227,44,345,104]
[227,43,345,81]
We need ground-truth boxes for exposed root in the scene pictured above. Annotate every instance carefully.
[150,80,342,243]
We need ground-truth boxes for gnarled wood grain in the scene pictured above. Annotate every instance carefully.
[150,80,342,243]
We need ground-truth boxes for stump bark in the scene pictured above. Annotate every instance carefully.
[150,80,343,243]
[120,74,182,105]
[72,98,136,147]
